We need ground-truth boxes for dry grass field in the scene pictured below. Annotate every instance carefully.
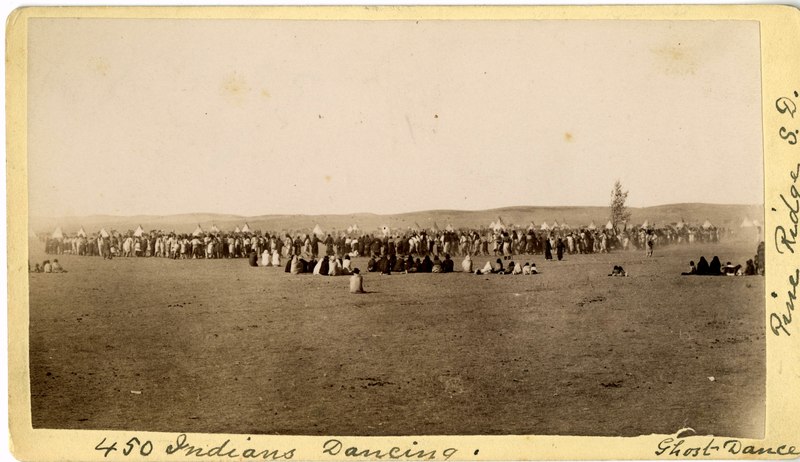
[28,240,765,437]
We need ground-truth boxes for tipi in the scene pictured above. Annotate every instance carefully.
[312,224,325,237]
[241,223,251,233]
[133,225,144,237]
[77,226,87,238]
[51,227,64,239]
[192,225,204,237]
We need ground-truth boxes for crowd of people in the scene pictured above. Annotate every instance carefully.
[680,242,765,277]
[29,259,66,273]
[40,221,731,263]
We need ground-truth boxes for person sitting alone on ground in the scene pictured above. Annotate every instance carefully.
[681,261,697,275]
[349,268,365,294]
[744,259,756,276]
[51,259,66,273]
[608,265,627,277]
[462,254,473,273]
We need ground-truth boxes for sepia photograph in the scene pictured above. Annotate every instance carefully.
[11,6,795,459]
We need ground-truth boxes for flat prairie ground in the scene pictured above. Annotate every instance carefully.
[27,240,765,437]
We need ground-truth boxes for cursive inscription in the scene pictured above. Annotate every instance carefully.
[322,439,458,460]
[774,163,800,255]
[656,436,800,457]
[165,434,295,459]
[770,268,799,336]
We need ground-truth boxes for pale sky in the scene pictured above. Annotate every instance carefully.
[27,19,763,217]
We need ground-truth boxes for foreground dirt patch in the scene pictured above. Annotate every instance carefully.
[28,242,765,436]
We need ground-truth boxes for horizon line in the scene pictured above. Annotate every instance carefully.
[31,201,764,221]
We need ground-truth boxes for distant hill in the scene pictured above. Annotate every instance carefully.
[30,203,763,236]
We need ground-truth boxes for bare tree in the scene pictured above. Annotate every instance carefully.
[610,180,631,231]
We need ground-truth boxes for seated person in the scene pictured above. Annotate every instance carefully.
[431,256,443,273]
[608,265,627,277]
[32,263,42,273]
[349,268,365,294]
[291,256,307,275]
[342,255,353,274]
[475,260,493,275]
[51,259,66,273]
[522,262,531,275]
[248,251,259,267]
[510,261,522,275]
[709,256,723,276]
[328,256,342,276]
[462,254,473,273]
[420,255,433,273]
[271,250,281,267]
[393,255,406,273]
[303,258,315,273]
[529,262,539,275]
[744,259,756,276]
[42,260,52,273]
[696,256,710,275]
[681,261,697,275]
[723,261,741,276]
[492,258,504,274]
[442,254,454,273]
[367,256,378,272]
